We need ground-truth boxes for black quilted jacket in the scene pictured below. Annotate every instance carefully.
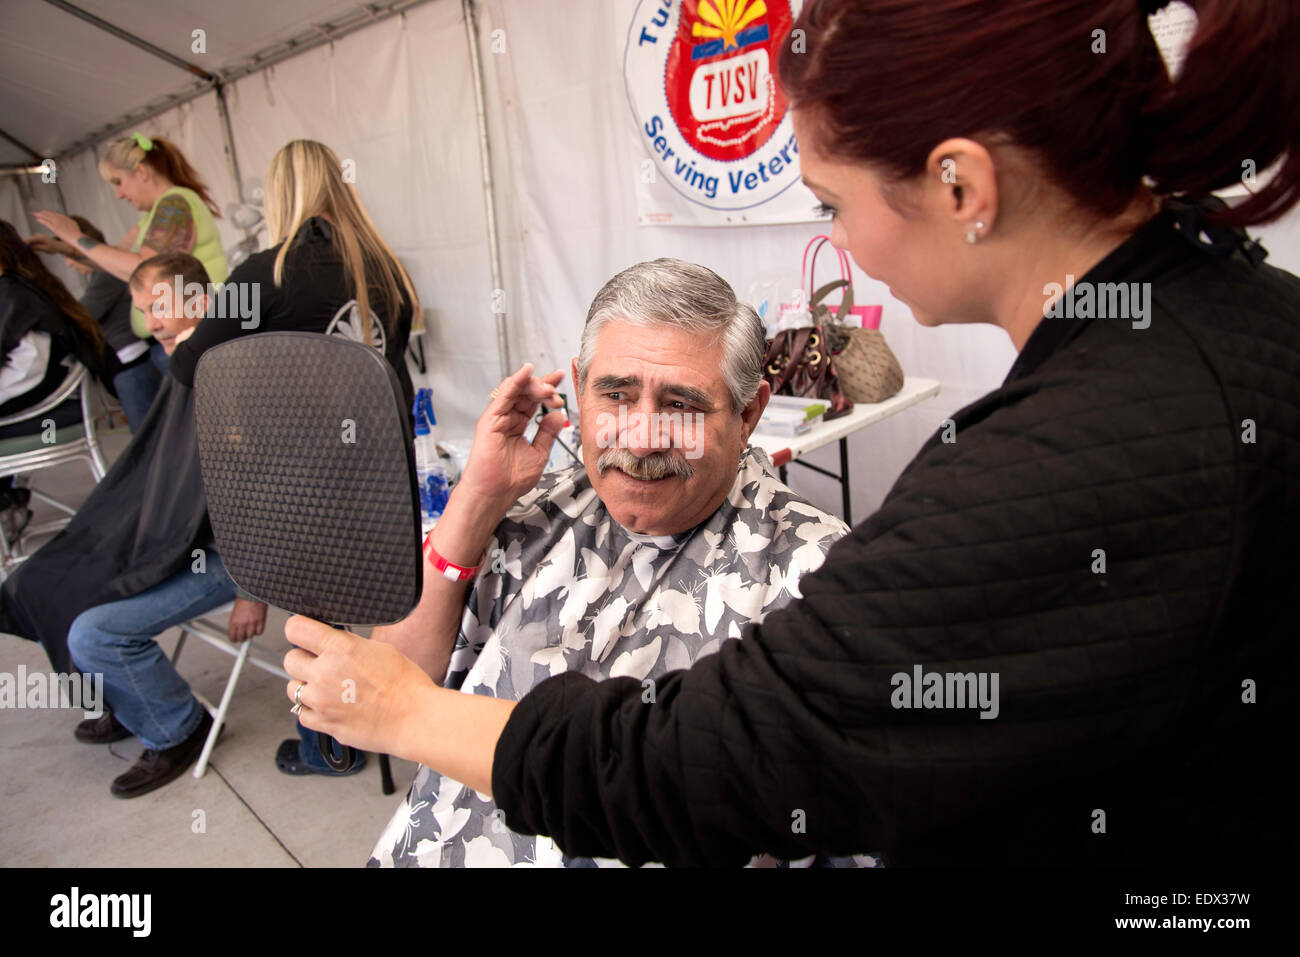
[492,205,1300,867]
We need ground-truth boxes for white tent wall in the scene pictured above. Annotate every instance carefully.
[0,178,30,230]
[218,0,498,430]
[16,0,1300,523]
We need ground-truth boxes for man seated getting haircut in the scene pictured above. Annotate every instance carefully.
[366,259,875,867]
[64,253,268,798]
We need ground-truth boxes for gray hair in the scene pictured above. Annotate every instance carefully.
[577,258,765,413]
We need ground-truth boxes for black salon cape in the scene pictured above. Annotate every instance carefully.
[491,202,1299,868]
[0,376,207,673]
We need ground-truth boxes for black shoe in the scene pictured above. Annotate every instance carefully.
[0,486,29,510]
[75,710,132,744]
[110,711,213,799]
[274,738,367,776]
[1,504,32,546]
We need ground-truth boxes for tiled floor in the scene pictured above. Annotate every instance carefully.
[1,423,419,867]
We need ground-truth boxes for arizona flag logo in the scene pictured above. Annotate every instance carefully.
[627,0,805,219]
[669,0,791,161]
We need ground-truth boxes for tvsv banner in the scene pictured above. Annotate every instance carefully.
[625,0,823,226]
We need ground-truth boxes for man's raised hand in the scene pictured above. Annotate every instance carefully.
[458,363,567,512]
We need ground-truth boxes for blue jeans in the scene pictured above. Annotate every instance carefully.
[67,549,237,751]
[112,359,163,433]
[296,722,367,773]
[148,339,170,377]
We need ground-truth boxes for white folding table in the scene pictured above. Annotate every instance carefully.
[750,376,941,524]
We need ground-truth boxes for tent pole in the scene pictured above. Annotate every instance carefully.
[42,0,217,82]
[0,128,42,164]
[462,0,510,379]
[214,84,246,204]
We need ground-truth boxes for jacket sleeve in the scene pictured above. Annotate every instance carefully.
[1,278,50,358]
[492,358,1240,866]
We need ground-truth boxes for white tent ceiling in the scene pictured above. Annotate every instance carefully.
[0,0,425,165]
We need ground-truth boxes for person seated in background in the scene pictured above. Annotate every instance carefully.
[56,216,162,432]
[128,253,208,356]
[363,259,870,867]
[0,219,111,544]
[59,252,270,798]
[0,138,419,795]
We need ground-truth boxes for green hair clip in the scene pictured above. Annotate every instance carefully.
[132,132,154,152]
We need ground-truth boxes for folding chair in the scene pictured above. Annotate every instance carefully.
[0,362,107,578]
[168,600,294,779]
[164,604,401,794]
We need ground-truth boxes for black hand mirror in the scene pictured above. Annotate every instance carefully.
[193,332,422,773]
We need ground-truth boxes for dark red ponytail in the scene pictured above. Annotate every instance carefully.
[1143,0,1300,226]
[779,0,1300,227]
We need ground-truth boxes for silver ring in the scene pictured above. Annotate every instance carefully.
[290,681,306,715]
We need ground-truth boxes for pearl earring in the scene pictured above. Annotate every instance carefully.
[965,221,986,244]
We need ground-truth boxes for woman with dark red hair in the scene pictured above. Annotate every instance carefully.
[284,0,1300,867]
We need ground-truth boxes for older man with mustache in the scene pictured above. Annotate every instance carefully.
[362,258,861,867]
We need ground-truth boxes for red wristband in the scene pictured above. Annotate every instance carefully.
[423,532,482,582]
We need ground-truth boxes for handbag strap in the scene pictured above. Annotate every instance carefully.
[802,234,857,325]
[801,234,852,299]
[767,326,813,395]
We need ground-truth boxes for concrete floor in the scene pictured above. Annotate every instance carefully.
[1,421,420,867]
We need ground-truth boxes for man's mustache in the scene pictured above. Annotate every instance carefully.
[596,447,695,481]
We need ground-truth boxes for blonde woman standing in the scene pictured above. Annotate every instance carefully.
[169,138,418,414]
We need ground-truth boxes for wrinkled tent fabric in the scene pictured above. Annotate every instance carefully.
[0,378,209,674]
[0,0,1024,525]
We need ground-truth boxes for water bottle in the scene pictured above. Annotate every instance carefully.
[412,388,450,532]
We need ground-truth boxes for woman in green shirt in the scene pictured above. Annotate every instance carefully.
[32,132,227,374]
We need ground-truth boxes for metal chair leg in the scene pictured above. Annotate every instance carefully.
[193,638,251,778]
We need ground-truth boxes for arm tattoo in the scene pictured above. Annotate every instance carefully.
[142,194,196,255]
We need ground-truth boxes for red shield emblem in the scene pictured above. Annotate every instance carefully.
[664,0,795,163]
